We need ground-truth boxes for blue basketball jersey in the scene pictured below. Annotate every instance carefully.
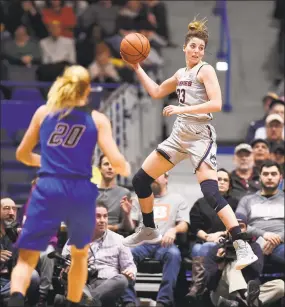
[38,106,97,178]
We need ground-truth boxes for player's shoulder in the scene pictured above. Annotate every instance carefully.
[199,62,215,73]
[91,110,110,127]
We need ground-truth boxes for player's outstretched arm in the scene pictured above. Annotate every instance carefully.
[16,105,47,167]
[121,57,177,99]
[92,111,131,177]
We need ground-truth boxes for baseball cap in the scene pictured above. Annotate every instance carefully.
[269,98,285,109]
[234,143,253,154]
[265,113,284,124]
[262,92,278,103]
[251,138,270,149]
[271,142,285,154]
[235,212,248,225]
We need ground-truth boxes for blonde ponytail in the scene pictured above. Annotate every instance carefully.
[185,16,209,46]
[47,65,91,118]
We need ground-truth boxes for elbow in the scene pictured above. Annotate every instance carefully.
[213,101,222,112]
[16,147,24,162]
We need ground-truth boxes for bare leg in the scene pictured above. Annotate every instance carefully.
[139,150,174,213]
[10,249,40,295]
[67,245,89,303]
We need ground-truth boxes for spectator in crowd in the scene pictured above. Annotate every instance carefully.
[61,203,137,307]
[122,172,189,307]
[5,0,48,40]
[187,169,237,300]
[205,212,284,307]
[264,113,284,151]
[64,1,89,18]
[37,20,76,81]
[252,98,285,141]
[250,139,270,171]
[79,0,120,38]
[2,24,41,81]
[270,142,284,176]
[236,160,284,266]
[230,144,260,203]
[3,24,41,67]
[143,0,175,47]
[245,92,279,143]
[97,154,134,234]
[0,198,40,306]
[42,0,76,38]
[88,42,121,83]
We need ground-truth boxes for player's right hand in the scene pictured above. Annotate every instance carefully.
[120,53,140,71]
[0,250,12,263]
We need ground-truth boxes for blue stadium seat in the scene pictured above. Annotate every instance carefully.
[11,88,44,101]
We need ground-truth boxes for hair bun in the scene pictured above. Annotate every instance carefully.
[188,18,208,32]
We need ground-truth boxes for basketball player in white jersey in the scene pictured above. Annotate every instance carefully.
[121,18,257,270]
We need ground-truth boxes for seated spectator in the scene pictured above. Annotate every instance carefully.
[2,24,41,81]
[0,198,40,306]
[187,169,237,299]
[5,0,48,40]
[264,113,284,151]
[245,92,279,143]
[88,42,121,83]
[122,172,189,307]
[143,0,175,46]
[250,139,270,171]
[271,142,284,176]
[97,154,134,234]
[42,0,76,38]
[236,160,284,266]
[37,20,76,81]
[61,203,136,307]
[230,144,260,203]
[205,213,284,307]
[65,0,89,17]
[253,98,285,140]
[79,0,120,38]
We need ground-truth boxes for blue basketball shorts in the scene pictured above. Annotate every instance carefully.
[16,176,98,251]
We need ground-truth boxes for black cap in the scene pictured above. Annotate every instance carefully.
[251,138,270,149]
[235,212,247,225]
[269,98,285,110]
[271,142,285,154]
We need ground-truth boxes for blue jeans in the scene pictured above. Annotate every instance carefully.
[270,243,285,265]
[192,242,218,257]
[0,270,40,304]
[122,244,182,306]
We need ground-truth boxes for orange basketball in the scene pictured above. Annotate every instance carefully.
[120,33,150,64]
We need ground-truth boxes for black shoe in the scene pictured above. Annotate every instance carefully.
[247,280,261,307]
[7,293,25,307]
[217,296,239,307]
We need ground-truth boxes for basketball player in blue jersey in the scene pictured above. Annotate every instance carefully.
[121,18,257,270]
[7,65,130,307]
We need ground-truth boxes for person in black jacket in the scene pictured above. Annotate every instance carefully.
[204,213,284,307]
[186,168,238,300]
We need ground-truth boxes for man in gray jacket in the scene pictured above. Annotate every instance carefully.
[236,160,284,265]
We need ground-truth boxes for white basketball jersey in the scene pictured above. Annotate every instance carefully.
[176,61,213,122]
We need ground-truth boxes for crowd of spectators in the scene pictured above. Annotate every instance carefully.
[0,0,173,86]
[1,153,284,307]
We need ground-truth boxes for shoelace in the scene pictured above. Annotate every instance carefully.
[236,241,250,259]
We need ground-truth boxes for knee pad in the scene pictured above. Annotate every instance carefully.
[132,168,155,199]
[200,179,228,213]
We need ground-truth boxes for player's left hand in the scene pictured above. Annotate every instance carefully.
[161,228,176,247]
[163,105,184,116]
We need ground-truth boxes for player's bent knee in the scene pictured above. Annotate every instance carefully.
[200,179,228,213]
[132,168,154,198]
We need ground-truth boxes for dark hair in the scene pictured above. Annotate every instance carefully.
[184,17,209,46]
[96,201,108,212]
[45,0,65,8]
[217,168,233,191]
[97,154,106,168]
[260,160,282,174]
